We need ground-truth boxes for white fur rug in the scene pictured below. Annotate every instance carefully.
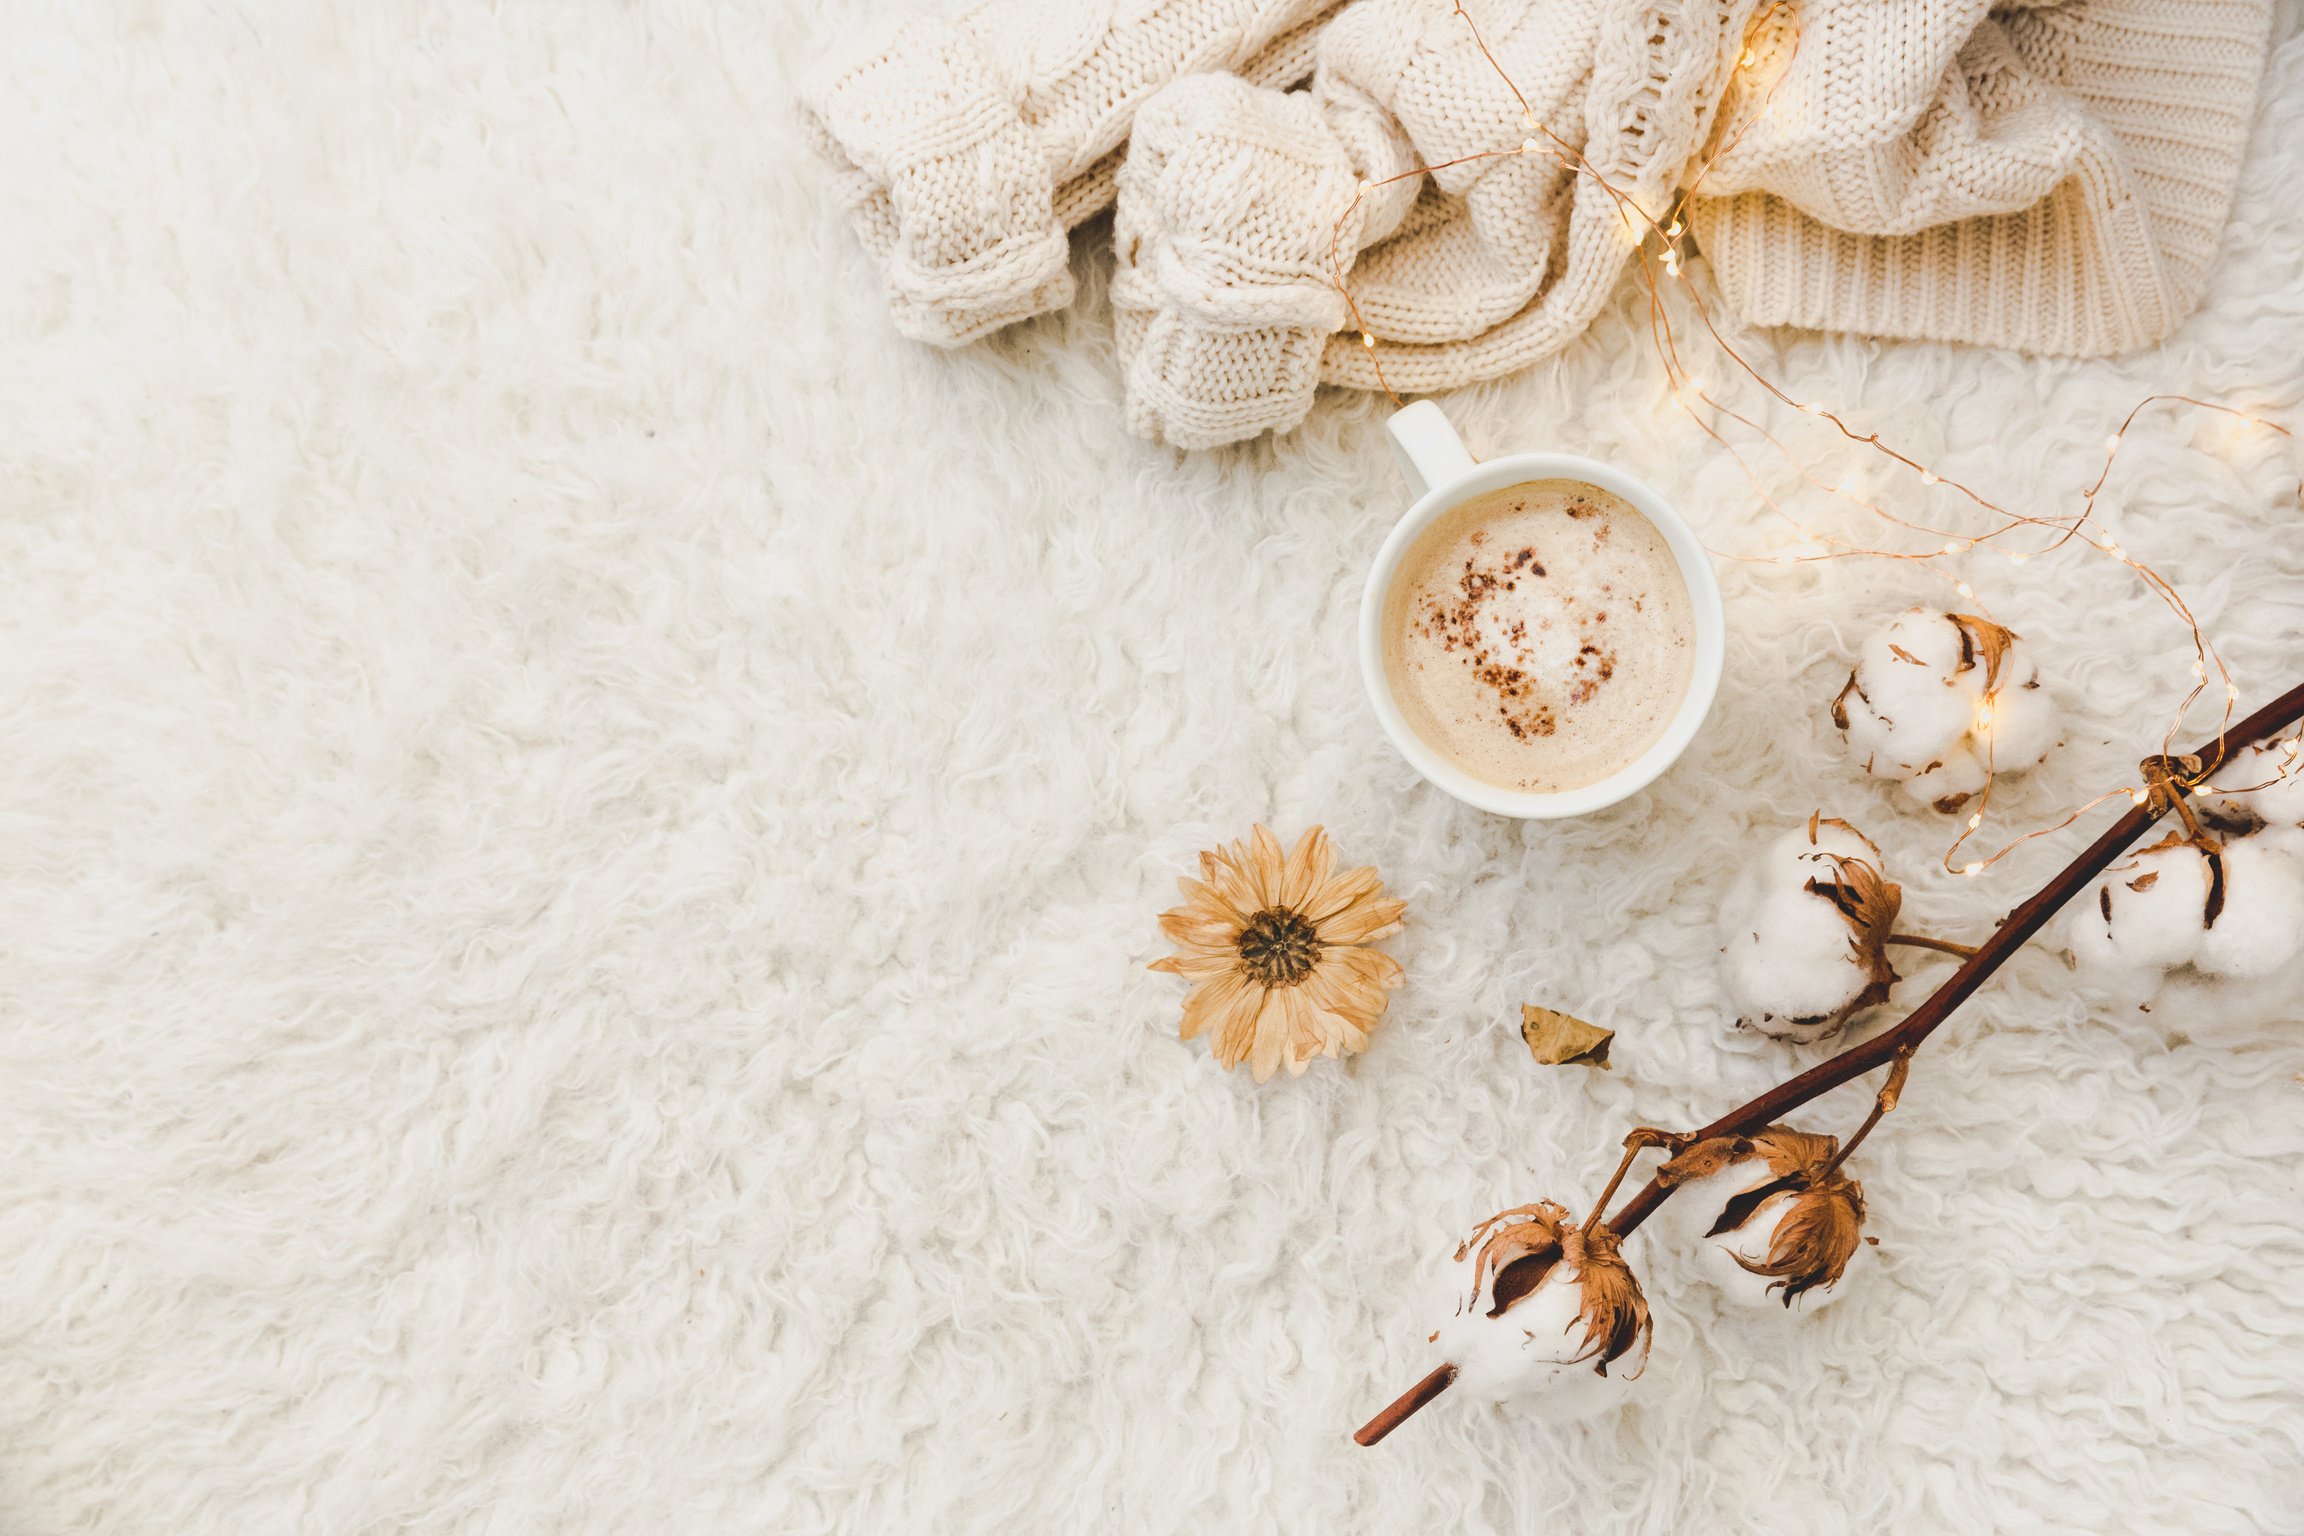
[5,5,2303,1531]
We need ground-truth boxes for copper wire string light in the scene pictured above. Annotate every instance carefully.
[1328,2,2296,874]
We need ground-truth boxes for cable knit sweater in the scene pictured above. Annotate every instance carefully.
[805,0,2271,448]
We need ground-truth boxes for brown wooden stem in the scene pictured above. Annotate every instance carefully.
[1353,1364,1457,1447]
[1820,1046,1911,1180]
[1885,933,1979,959]
[1605,680,2304,1241]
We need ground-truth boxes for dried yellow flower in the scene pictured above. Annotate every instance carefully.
[1150,825,1405,1083]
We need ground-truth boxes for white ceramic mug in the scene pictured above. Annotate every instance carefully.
[1359,401,1725,819]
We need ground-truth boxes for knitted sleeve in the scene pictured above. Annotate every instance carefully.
[799,0,1339,348]
[1688,0,2272,356]
[1111,0,1755,443]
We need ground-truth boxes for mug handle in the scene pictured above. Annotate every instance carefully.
[1385,400,1478,500]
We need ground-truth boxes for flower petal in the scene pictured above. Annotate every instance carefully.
[1150,949,1238,980]
[1332,943,1406,993]
[1318,896,1408,946]
[1278,826,1334,912]
[1302,962,1385,1039]
[1248,825,1288,909]
[1158,908,1240,949]
[1180,969,1251,1041]
[1174,875,1247,923]
[1213,983,1265,1069]
[1207,841,1265,916]
[1248,988,1289,1082]
[1301,865,1381,926]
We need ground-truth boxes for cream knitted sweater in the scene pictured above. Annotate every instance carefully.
[798,0,1339,346]
[806,0,2270,448]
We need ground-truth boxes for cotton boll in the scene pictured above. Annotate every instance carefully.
[1665,1128,1867,1310]
[2199,741,2304,831]
[1723,887,1870,1023]
[1430,1203,1650,1424]
[1831,609,2057,811]
[2068,839,2213,975]
[1976,652,2056,766]
[2193,838,2304,979]
[1696,1182,1860,1312]
[1904,745,1988,810]
[1719,817,1900,1041]
[1432,1261,1627,1421]
[1835,613,1976,771]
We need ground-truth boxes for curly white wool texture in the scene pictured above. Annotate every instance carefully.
[1833,608,2059,810]
[4,3,2304,1532]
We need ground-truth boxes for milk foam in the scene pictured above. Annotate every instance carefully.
[1381,480,1695,794]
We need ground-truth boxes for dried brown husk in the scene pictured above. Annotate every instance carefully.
[1564,1225,1651,1377]
[1669,1124,1867,1305]
[1457,1200,1570,1317]
[2138,753,2206,820]
[1786,814,1903,1033]
[1947,613,2019,695]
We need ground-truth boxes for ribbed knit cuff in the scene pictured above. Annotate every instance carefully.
[1693,0,2271,357]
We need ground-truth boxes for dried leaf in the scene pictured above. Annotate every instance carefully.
[1521,1005,1614,1070]
[2203,848,2227,929]
[2127,871,2160,892]
[1888,644,1927,666]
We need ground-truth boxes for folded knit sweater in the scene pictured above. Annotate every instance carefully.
[805,0,2271,448]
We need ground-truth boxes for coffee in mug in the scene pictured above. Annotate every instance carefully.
[1378,478,1697,795]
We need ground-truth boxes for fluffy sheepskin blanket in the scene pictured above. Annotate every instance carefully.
[3,3,2302,1530]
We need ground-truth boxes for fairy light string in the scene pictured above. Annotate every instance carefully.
[1329,2,2296,874]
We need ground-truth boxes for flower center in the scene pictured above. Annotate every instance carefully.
[1236,906,1321,988]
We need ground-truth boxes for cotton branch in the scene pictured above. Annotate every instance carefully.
[1606,678,2304,1240]
[1353,678,2304,1447]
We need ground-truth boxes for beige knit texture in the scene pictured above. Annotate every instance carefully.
[798,0,1338,347]
[1116,0,1758,444]
[1690,0,2274,356]
[805,0,2270,447]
